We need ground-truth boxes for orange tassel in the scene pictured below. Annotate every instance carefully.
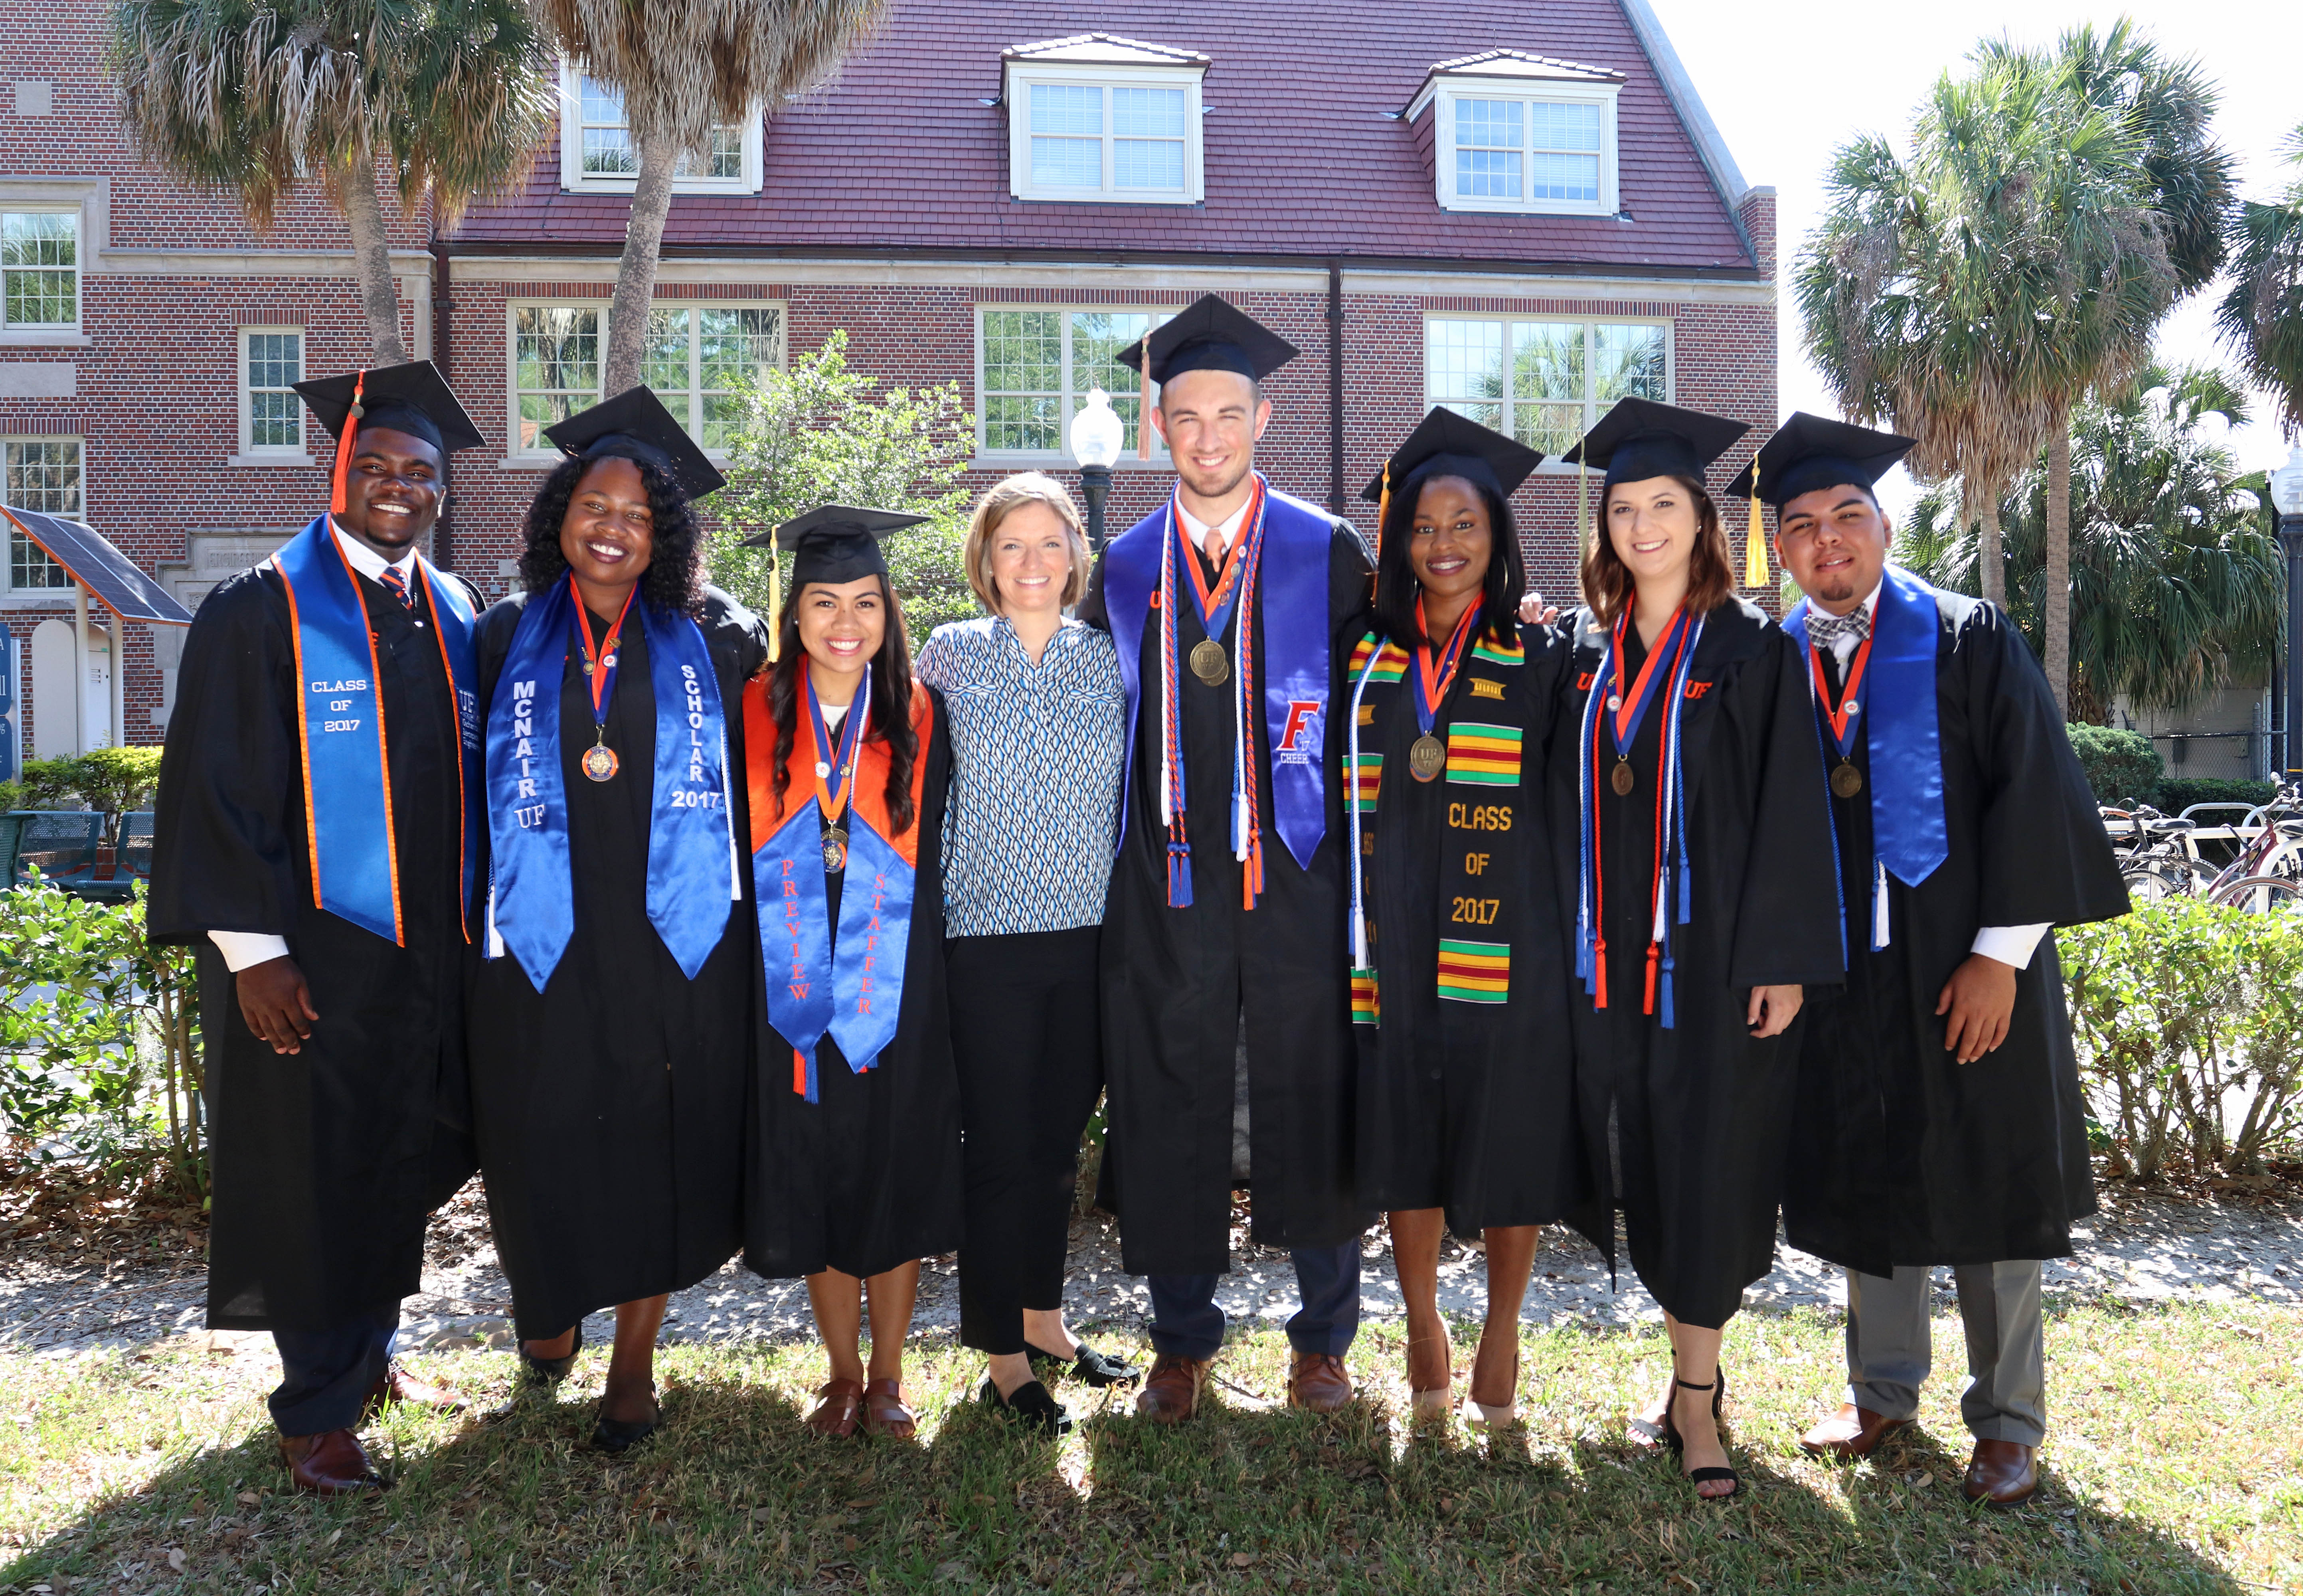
[1643,944,1659,1015]
[1592,939,1609,1009]
[328,370,367,518]
[791,1047,806,1098]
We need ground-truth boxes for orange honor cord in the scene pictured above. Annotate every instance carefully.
[329,531,406,945]
[422,560,475,944]
[329,370,366,518]
[275,560,326,912]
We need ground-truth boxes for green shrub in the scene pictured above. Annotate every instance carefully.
[2061,900,2303,1179]
[18,756,91,810]
[2064,724,2163,807]
[2153,776,2278,815]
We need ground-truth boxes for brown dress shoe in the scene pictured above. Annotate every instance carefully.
[806,1377,866,1438]
[278,1428,388,1496]
[861,1378,918,1440]
[1799,1403,1914,1458]
[1287,1353,1354,1413]
[1133,1355,1210,1424]
[1963,1438,2039,1505]
[362,1364,469,1422]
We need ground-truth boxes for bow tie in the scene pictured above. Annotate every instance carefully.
[1807,606,1870,654]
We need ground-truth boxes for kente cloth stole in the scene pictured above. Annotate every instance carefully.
[1343,625,1532,1027]
[745,677,933,1102]
[482,578,738,991]
[1782,564,1948,952]
[266,514,478,946]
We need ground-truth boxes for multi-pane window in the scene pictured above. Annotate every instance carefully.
[1425,318,1666,459]
[512,303,784,452]
[242,329,304,453]
[1432,85,1617,215]
[564,71,755,191]
[1009,72,1200,203]
[2,212,77,328]
[979,308,1167,458]
[4,437,79,589]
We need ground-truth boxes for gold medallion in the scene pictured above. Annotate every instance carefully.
[1609,759,1635,797]
[581,742,619,782]
[1830,761,1864,800]
[1408,734,1447,782]
[1190,639,1230,686]
[822,825,849,874]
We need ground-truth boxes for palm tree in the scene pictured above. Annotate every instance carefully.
[1900,363,2282,722]
[110,0,554,365]
[2217,124,2303,439]
[534,0,892,396]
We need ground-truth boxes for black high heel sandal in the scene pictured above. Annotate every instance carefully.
[1660,1370,1739,1501]
[519,1324,583,1386]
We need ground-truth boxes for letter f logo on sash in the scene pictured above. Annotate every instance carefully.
[1277,699,1322,754]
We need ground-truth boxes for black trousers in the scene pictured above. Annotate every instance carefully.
[949,926,1104,1355]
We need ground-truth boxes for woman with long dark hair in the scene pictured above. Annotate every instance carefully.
[1549,399,1841,1499]
[472,388,769,1452]
[1342,409,1585,1430]
[738,506,961,1441]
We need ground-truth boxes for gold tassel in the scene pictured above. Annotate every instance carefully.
[767,551,781,663]
[1372,462,1391,604]
[1744,489,1769,587]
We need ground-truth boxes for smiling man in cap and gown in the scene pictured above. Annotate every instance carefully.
[1077,295,1375,1420]
[150,361,486,1494]
[1742,413,2128,1506]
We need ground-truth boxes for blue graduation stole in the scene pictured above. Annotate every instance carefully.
[267,515,478,946]
[483,577,737,991]
[1783,563,1949,949]
[1103,476,1335,882]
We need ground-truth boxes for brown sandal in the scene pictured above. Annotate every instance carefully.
[806,1377,865,1438]
[860,1377,917,1440]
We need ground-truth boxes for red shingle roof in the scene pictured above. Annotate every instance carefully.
[447,0,1756,275]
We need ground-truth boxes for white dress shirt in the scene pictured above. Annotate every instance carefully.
[1816,579,2046,970]
[208,524,421,974]
[1175,493,1256,561]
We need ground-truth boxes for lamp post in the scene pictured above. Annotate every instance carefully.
[2272,446,2303,779]
[1071,387,1125,553]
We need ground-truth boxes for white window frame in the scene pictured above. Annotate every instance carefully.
[237,326,309,460]
[1004,62,1204,205]
[973,305,1175,466]
[503,300,788,462]
[555,64,763,195]
[1420,78,1620,217]
[2,434,83,596]
[1422,314,1672,469]
[0,208,81,332]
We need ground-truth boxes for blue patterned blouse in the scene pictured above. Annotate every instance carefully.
[914,615,1126,938]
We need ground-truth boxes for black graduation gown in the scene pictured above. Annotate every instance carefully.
[1784,592,2128,1274]
[1549,600,1843,1329]
[743,687,964,1281]
[468,586,767,1341]
[1079,523,1374,1275]
[149,557,477,1333]
[1348,620,1589,1234]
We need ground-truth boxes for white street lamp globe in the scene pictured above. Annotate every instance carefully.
[1071,387,1125,469]
[2272,446,2303,518]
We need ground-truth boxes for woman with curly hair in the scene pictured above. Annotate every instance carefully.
[470,388,770,1453]
[737,504,960,1442]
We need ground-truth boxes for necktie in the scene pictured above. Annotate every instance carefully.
[1806,605,1870,657]
[378,565,416,610]
[1201,523,1226,571]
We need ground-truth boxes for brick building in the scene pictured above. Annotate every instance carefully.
[0,0,1773,759]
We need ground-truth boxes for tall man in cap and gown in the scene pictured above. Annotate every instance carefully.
[1078,296,1375,1420]
[1739,415,2129,1507]
[150,362,487,1494]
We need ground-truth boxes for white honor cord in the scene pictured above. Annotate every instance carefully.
[484,878,504,960]
[1345,648,1381,966]
[1574,638,1601,951]
[1158,500,1178,828]
[1232,654,1250,861]
[720,723,741,901]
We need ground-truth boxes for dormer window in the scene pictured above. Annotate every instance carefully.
[557,63,763,194]
[1407,50,1624,217]
[1004,34,1208,205]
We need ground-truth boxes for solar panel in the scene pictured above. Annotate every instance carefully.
[1,505,193,626]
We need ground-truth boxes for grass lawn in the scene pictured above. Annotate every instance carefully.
[2,1299,2296,1594]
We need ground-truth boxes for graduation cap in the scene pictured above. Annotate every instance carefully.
[543,385,726,502]
[745,504,926,587]
[295,360,484,516]
[1360,407,1544,506]
[1116,294,1299,384]
[1724,412,1916,510]
[1559,397,1747,489]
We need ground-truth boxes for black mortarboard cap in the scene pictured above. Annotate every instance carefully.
[1116,294,1299,384]
[1360,407,1544,504]
[745,504,928,587]
[293,359,484,455]
[543,385,725,502]
[1560,397,1748,489]
[1724,412,1916,508]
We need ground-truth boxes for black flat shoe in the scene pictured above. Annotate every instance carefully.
[592,1392,660,1455]
[519,1324,583,1386]
[981,1377,1072,1436]
[1026,1339,1141,1387]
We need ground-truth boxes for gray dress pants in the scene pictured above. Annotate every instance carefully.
[1844,1262,2045,1446]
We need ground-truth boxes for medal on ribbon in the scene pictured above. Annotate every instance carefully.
[1407,598,1479,783]
[570,577,635,782]
[1806,628,1874,801]
[807,661,869,875]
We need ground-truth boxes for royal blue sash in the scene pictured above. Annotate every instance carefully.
[1105,478,1334,871]
[484,579,736,990]
[1785,565,1949,941]
[268,516,477,946]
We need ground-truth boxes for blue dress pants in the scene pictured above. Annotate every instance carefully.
[1147,1242,1361,1361]
[268,1303,400,1437]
